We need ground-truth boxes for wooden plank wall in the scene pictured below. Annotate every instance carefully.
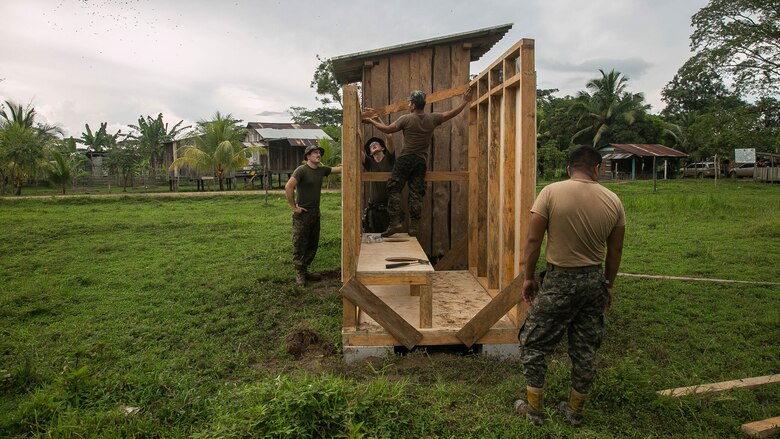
[360,44,468,259]
[468,39,536,315]
[450,45,470,268]
[431,45,452,261]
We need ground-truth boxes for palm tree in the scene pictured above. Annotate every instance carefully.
[0,100,62,195]
[128,114,190,179]
[79,122,121,153]
[169,112,265,191]
[42,150,86,195]
[570,69,648,147]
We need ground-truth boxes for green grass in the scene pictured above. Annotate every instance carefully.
[1,179,778,438]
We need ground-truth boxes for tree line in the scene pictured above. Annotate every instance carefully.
[1,0,776,194]
[0,105,267,195]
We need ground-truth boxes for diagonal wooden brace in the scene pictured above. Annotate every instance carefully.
[340,278,423,349]
[456,275,524,348]
[361,83,471,119]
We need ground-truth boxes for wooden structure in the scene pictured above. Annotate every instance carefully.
[339,32,537,353]
[333,23,512,262]
[599,144,688,180]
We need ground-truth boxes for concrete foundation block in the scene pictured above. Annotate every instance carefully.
[480,343,520,360]
[343,346,393,363]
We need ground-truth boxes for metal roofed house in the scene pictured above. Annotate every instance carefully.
[599,143,688,180]
[243,122,333,188]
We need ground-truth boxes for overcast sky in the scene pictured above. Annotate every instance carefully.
[1,0,708,137]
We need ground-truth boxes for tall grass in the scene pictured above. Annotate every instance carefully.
[1,179,778,437]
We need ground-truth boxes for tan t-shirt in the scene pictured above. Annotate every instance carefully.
[531,178,625,267]
[395,112,444,162]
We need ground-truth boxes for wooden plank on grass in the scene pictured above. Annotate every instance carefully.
[742,417,780,438]
[456,275,524,347]
[340,278,422,349]
[657,374,780,397]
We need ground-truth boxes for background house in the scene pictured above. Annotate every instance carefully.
[599,143,688,180]
[243,122,333,188]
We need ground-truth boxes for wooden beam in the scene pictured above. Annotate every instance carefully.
[419,279,432,328]
[341,85,362,283]
[468,106,479,273]
[343,326,519,347]
[657,374,780,397]
[456,275,524,348]
[360,171,469,182]
[487,95,501,289]
[340,278,423,349]
[361,83,470,119]
[434,234,468,271]
[500,73,517,291]
[742,417,780,438]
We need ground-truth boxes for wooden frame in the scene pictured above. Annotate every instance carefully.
[341,38,536,351]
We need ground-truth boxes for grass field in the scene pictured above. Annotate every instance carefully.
[1,179,778,438]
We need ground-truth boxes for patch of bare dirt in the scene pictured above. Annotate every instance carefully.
[285,323,336,359]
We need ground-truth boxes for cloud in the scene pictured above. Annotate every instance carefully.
[539,58,653,80]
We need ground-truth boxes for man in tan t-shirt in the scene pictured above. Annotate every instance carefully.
[363,87,472,237]
[514,145,625,427]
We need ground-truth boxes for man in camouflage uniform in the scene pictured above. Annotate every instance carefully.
[285,144,342,286]
[515,145,625,427]
[362,87,472,237]
[361,136,396,233]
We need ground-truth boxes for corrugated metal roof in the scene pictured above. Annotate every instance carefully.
[332,23,513,84]
[601,153,633,160]
[254,128,331,141]
[247,122,321,130]
[607,144,688,158]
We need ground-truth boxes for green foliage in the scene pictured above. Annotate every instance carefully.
[570,70,649,148]
[42,150,86,194]
[691,0,780,96]
[289,106,343,128]
[311,55,342,108]
[203,374,410,438]
[79,122,121,153]
[0,100,63,195]
[170,112,263,191]
[104,140,143,191]
[128,113,190,176]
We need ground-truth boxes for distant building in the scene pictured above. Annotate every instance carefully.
[599,143,688,180]
[243,122,333,187]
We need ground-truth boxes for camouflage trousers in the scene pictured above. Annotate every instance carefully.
[518,268,609,393]
[386,154,427,223]
[292,208,320,273]
[363,203,390,233]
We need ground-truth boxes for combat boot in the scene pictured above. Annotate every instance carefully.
[557,388,587,427]
[408,219,418,237]
[381,222,404,238]
[514,386,544,426]
[295,271,306,286]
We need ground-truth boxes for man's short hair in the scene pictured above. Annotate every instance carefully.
[568,145,603,170]
[409,90,426,110]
